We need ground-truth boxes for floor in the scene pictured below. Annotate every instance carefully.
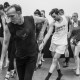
[0,58,80,80]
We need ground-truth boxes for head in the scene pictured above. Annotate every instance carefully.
[59,9,64,15]
[41,10,45,17]
[6,4,22,24]
[49,8,60,21]
[0,4,4,15]
[4,2,10,12]
[72,13,78,22]
[34,9,41,17]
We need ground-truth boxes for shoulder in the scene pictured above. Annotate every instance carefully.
[24,16,34,23]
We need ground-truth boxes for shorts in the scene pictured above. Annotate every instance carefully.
[49,43,66,54]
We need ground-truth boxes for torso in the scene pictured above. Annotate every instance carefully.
[51,15,68,45]
[8,16,38,58]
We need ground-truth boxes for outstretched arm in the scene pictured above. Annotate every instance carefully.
[33,16,48,24]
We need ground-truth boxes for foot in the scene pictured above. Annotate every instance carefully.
[41,58,45,62]
[37,63,42,69]
[75,68,80,76]
[56,74,63,80]
[5,71,11,80]
[10,69,16,78]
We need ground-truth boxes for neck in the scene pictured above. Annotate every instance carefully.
[57,16,63,22]
[74,20,78,23]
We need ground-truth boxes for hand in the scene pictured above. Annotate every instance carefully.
[39,42,44,51]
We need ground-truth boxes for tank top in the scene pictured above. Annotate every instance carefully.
[51,15,68,45]
[8,16,38,58]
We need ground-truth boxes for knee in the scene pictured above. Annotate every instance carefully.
[74,55,79,60]
[52,58,58,64]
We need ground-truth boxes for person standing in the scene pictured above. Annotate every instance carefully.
[39,8,68,80]
[0,4,48,80]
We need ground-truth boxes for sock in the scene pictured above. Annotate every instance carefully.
[56,69,63,80]
[45,72,52,80]
[65,57,69,64]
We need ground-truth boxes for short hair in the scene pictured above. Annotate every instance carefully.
[0,4,4,10]
[4,2,10,9]
[73,12,78,18]
[59,9,64,14]
[41,10,45,14]
[7,4,22,14]
[49,8,59,16]
[34,9,41,16]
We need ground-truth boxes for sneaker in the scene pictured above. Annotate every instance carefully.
[75,68,80,76]
[10,70,16,78]
[5,71,10,80]
[41,58,45,62]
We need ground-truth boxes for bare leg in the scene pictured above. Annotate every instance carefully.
[74,45,80,76]
[45,52,62,80]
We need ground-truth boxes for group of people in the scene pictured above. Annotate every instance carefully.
[0,2,80,80]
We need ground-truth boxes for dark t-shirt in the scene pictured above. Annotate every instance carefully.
[8,16,38,58]
[71,20,80,42]
[0,16,3,37]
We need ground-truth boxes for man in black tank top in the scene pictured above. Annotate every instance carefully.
[0,4,48,80]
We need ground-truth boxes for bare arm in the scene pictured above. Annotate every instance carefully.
[38,20,49,40]
[33,16,48,24]
[0,17,11,64]
[42,22,54,47]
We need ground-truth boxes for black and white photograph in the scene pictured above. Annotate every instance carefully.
[0,0,80,80]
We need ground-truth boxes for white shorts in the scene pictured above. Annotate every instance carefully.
[49,43,66,54]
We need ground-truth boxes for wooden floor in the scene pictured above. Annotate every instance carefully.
[0,58,80,80]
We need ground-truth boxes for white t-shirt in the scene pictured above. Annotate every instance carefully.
[51,16,68,45]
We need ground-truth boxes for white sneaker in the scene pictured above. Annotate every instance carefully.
[5,71,11,80]
[75,68,80,76]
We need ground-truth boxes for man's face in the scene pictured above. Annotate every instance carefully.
[72,14,78,22]
[6,7,21,24]
[51,13,58,21]
[59,11,64,15]
[34,14,40,17]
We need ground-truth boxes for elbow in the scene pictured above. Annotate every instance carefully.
[4,40,9,45]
